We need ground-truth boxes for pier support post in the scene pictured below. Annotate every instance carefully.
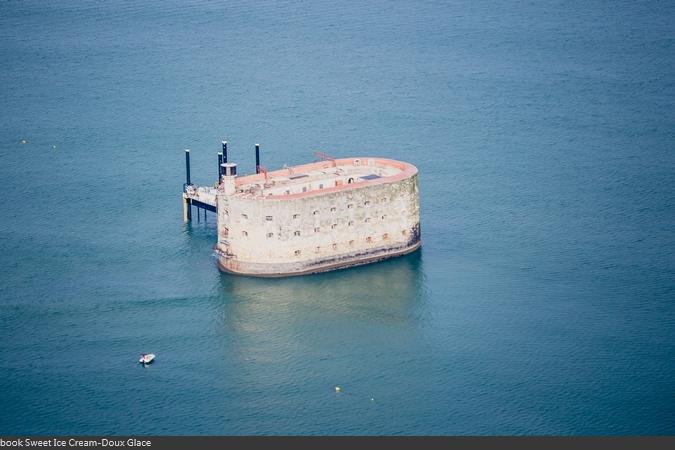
[255,144,260,174]
[185,149,191,185]
[182,194,188,222]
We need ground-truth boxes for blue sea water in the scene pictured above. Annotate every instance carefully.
[1,0,674,435]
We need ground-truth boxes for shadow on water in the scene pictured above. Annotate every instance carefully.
[214,249,431,327]
[180,213,218,237]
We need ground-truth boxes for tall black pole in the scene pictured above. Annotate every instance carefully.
[185,149,191,185]
[222,140,228,164]
[255,144,260,174]
[218,152,223,178]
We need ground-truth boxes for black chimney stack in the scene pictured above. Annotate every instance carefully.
[222,140,228,163]
[218,152,223,178]
[255,144,260,174]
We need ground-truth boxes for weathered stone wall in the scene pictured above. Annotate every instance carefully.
[216,172,420,276]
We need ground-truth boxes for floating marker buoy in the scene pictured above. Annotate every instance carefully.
[371,398,374,401]
[20,139,27,144]
[52,145,56,149]
[335,386,341,393]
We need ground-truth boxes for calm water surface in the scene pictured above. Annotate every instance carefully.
[1,0,674,435]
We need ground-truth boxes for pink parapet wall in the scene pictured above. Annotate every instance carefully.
[232,157,418,201]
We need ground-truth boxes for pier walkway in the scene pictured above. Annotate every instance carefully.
[182,184,217,221]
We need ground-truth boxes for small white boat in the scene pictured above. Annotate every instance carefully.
[139,353,155,364]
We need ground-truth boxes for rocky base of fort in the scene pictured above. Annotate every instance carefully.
[215,234,421,278]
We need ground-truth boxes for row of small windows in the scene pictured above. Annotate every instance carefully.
[237,199,389,222]
[247,216,389,238]
[226,198,390,217]
[262,215,387,230]
[293,233,392,256]
[231,229,401,239]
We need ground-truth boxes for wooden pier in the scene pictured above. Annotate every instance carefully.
[182,149,218,222]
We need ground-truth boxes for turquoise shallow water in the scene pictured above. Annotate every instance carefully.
[1,0,674,435]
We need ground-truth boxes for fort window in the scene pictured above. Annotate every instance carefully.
[382,233,389,240]
[285,190,290,195]
[315,246,321,253]
[330,207,336,212]
[331,223,337,229]
[242,231,248,237]
[381,197,387,203]
[319,183,324,189]
[364,201,370,206]
[365,218,371,223]
[381,215,386,220]
[294,250,301,256]
[347,204,354,209]
[366,236,373,243]
[332,243,338,250]
[265,215,273,221]
[314,227,320,233]
[267,232,274,238]
[302,187,307,192]
[313,210,319,215]
[223,209,229,216]
[349,240,355,246]
[223,227,229,237]
[348,220,354,226]
[293,214,300,219]
[241,213,248,219]
[294,231,301,236]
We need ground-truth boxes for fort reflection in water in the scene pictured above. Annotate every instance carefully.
[215,249,429,332]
